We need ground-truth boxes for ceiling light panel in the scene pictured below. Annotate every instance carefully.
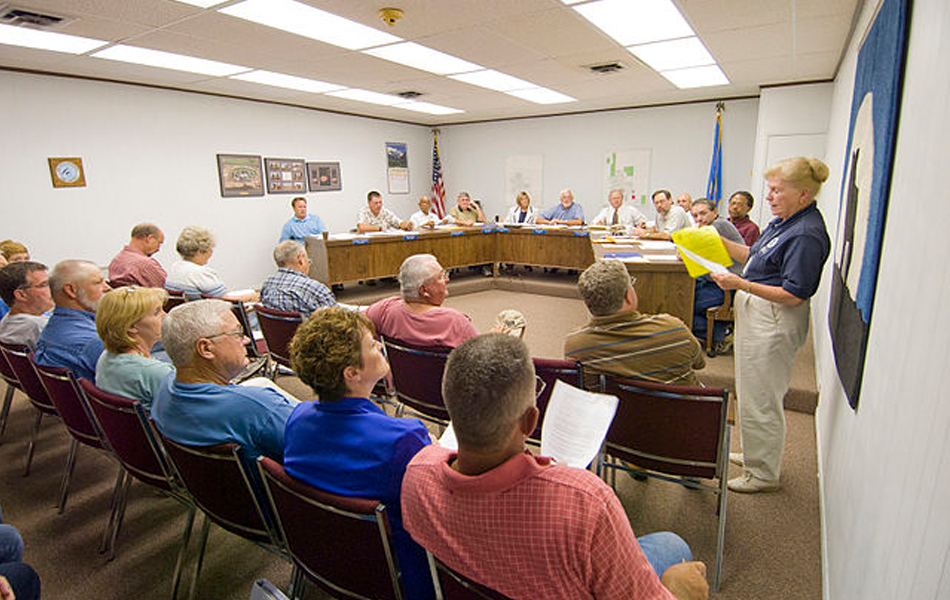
[326,88,404,106]
[93,45,249,76]
[231,70,343,93]
[394,101,464,115]
[628,37,715,71]
[0,23,107,54]
[448,69,535,92]
[220,0,400,50]
[661,64,729,89]
[363,42,482,76]
[505,87,576,104]
[572,0,695,46]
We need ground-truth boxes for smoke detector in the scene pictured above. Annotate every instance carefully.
[379,7,403,27]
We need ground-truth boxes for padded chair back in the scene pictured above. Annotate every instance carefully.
[0,345,21,390]
[0,342,56,415]
[34,365,101,448]
[163,288,187,313]
[430,556,515,600]
[257,457,403,600]
[380,336,451,423]
[0,348,20,441]
[254,304,303,369]
[531,358,581,441]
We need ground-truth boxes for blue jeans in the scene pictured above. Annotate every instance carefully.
[0,525,23,563]
[637,531,692,578]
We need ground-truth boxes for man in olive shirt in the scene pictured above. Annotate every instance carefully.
[447,192,486,225]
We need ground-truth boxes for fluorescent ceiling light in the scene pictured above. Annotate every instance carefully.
[175,0,224,7]
[448,69,534,92]
[661,64,729,89]
[363,42,482,76]
[572,0,694,46]
[628,37,715,72]
[92,45,249,76]
[326,88,403,106]
[220,0,400,50]
[395,101,464,115]
[0,23,107,54]
[505,87,576,104]
[231,70,343,93]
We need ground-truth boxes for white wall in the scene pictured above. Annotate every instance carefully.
[438,99,759,222]
[0,71,430,289]
[815,1,950,599]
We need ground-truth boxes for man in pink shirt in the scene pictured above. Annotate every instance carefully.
[107,223,167,288]
[402,334,709,600]
[366,254,478,348]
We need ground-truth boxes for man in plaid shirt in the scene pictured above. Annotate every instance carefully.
[260,241,336,317]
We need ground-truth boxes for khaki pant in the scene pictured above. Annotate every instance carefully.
[734,291,810,482]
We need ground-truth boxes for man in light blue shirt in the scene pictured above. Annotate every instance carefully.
[537,189,585,225]
[279,197,327,242]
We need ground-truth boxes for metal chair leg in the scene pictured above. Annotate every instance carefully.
[23,409,43,476]
[187,513,212,600]
[100,468,129,554]
[57,438,80,513]
[105,469,133,560]
[171,504,197,600]
[0,384,14,442]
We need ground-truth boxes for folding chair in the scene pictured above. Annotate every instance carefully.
[0,345,21,443]
[380,336,451,426]
[705,290,735,357]
[428,554,514,600]
[254,304,303,378]
[530,357,581,442]
[0,341,59,475]
[163,289,187,313]
[257,456,403,600]
[598,374,730,591]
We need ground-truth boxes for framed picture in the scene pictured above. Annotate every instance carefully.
[264,157,307,194]
[306,161,342,192]
[48,157,87,188]
[217,154,264,197]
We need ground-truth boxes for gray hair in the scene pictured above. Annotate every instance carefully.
[175,226,216,259]
[162,299,233,368]
[398,254,440,302]
[49,259,98,298]
[273,240,305,268]
[577,260,631,316]
[130,223,161,239]
[609,188,624,198]
[443,334,536,450]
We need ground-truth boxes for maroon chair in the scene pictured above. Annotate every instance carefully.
[429,555,514,600]
[598,374,730,592]
[0,346,21,443]
[380,336,451,425]
[33,364,114,513]
[530,358,581,442]
[163,288,187,313]
[257,456,403,600]
[78,380,197,588]
[254,304,303,377]
[0,341,58,475]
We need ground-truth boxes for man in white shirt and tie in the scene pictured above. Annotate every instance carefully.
[591,189,648,232]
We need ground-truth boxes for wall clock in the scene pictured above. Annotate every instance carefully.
[48,157,86,188]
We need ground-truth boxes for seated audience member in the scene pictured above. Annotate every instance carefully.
[677,193,697,227]
[448,192,486,225]
[536,189,585,226]
[95,286,173,409]
[505,191,537,224]
[0,261,53,351]
[727,190,761,246]
[34,260,111,381]
[280,197,327,242]
[402,334,708,600]
[0,505,41,600]
[151,299,297,461]
[0,241,29,264]
[366,254,478,348]
[283,307,433,600]
[108,223,167,288]
[691,198,745,258]
[591,188,648,231]
[260,241,336,317]
[165,226,259,302]
[408,195,443,229]
[645,190,692,238]
[565,260,705,385]
[357,190,411,233]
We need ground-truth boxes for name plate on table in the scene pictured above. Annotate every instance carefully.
[532,229,547,235]
[481,228,494,234]
[451,231,465,237]
[403,234,418,241]
[495,227,509,233]
[352,238,370,245]
[573,231,590,237]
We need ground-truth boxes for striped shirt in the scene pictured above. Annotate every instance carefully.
[564,310,705,386]
[260,268,335,317]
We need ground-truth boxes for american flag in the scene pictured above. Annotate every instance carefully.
[431,132,446,218]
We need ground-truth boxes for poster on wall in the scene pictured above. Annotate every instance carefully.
[505,155,543,215]
[604,150,652,219]
[307,161,342,192]
[264,158,306,194]
[386,142,409,194]
[217,154,264,198]
[829,0,908,410]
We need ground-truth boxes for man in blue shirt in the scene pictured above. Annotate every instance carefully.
[537,189,585,225]
[34,259,111,381]
[260,241,336,317]
[151,299,297,461]
[279,197,327,242]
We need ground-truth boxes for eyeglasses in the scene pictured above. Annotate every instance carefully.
[535,375,546,399]
[207,328,245,340]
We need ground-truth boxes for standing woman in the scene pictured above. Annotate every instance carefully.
[711,157,831,494]
[505,191,537,224]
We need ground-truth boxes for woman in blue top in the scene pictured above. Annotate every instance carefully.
[712,157,831,494]
[283,307,434,600]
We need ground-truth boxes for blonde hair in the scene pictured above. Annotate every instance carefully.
[0,240,28,261]
[96,286,168,353]
[516,191,531,209]
[764,157,830,199]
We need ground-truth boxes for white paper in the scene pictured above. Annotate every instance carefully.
[540,380,618,468]
[329,232,359,240]
[438,422,458,451]
[600,244,636,250]
[637,240,677,251]
[676,245,728,274]
[619,256,649,263]
[645,254,682,261]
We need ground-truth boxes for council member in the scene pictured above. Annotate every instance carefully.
[504,191,537,224]
[279,197,327,242]
[357,190,411,232]
[677,193,696,227]
[727,191,761,246]
[447,192,486,225]
[591,189,647,231]
[536,189,584,226]
[644,190,691,239]
[711,157,831,494]
[408,195,443,229]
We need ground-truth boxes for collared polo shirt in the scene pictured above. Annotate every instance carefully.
[34,306,104,381]
[540,202,585,223]
[279,214,327,241]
